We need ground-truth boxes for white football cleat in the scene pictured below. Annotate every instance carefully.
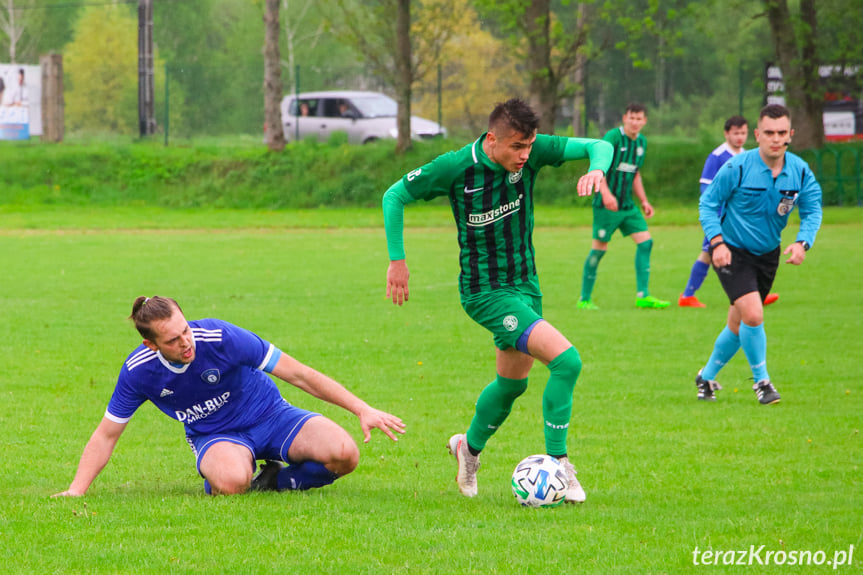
[447,433,480,497]
[559,456,586,503]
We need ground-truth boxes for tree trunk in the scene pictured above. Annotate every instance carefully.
[264,0,286,151]
[571,2,587,137]
[525,0,556,134]
[764,0,824,149]
[395,0,413,153]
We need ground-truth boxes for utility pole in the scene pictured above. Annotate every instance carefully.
[138,0,156,136]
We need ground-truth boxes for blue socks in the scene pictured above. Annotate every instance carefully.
[739,322,769,382]
[276,461,338,491]
[702,326,741,380]
[703,323,769,382]
[684,260,710,297]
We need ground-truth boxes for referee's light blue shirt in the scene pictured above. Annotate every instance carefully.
[699,149,822,256]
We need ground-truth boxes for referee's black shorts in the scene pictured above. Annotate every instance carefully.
[712,244,780,304]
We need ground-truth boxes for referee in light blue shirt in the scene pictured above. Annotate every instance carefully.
[694,104,823,405]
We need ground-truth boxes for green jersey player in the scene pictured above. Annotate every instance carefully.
[382,98,612,503]
[578,102,669,309]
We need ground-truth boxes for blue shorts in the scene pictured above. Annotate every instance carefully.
[185,400,319,476]
[701,236,711,252]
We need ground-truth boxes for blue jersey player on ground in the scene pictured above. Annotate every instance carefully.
[54,296,405,497]
[694,105,822,404]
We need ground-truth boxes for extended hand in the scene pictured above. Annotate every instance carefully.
[358,407,406,443]
[51,489,84,498]
[577,169,605,197]
[784,242,806,265]
[386,260,410,306]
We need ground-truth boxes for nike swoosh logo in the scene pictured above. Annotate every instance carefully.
[464,186,484,194]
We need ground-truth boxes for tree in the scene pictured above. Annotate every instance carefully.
[0,0,41,63]
[474,0,589,134]
[65,6,139,133]
[762,0,823,148]
[279,0,325,90]
[327,0,469,152]
[264,0,285,150]
[65,4,181,135]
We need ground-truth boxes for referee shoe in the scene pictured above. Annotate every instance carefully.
[695,369,721,401]
[753,379,781,405]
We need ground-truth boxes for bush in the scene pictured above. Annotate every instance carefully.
[2,136,860,209]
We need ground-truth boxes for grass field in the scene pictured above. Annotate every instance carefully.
[0,207,860,574]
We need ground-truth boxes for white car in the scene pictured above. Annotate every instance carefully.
[281,90,446,144]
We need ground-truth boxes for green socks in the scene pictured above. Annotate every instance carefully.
[543,347,582,456]
[581,249,606,301]
[466,375,528,451]
[635,239,653,297]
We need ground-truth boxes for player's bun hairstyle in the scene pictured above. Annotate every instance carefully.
[759,104,790,121]
[724,115,748,130]
[488,98,539,138]
[130,296,183,341]
[625,102,647,115]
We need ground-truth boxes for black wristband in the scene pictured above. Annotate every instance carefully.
[709,240,725,254]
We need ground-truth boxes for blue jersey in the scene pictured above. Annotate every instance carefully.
[699,149,822,256]
[106,319,285,435]
[700,142,742,194]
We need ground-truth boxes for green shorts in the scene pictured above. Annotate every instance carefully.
[462,286,543,351]
[592,206,648,241]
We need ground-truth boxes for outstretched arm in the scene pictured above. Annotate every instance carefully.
[562,138,612,198]
[270,353,406,443]
[383,180,415,306]
[53,418,127,497]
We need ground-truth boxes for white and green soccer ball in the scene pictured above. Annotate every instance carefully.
[511,454,568,507]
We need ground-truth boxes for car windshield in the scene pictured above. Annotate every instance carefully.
[350,95,397,118]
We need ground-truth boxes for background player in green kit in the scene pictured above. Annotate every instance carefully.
[382,98,612,502]
[578,103,669,310]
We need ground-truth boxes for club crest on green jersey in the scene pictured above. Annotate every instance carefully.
[508,169,523,184]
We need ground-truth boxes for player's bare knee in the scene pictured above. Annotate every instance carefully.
[208,473,252,495]
[742,311,764,327]
[330,438,359,476]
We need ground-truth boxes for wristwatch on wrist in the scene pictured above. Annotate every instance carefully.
[797,240,810,251]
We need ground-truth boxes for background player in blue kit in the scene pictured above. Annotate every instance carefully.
[695,105,822,404]
[679,116,780,308]
[54,296,405,497]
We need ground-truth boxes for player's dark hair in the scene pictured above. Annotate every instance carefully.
[130,296,182,341]
[488,98,539,138]
[724,115,748,131]
[625,102,647,116]
[759,104,790,121]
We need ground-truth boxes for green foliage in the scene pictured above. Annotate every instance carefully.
[3,137,862,209]
[0,215,860,573]
[64,6,139,133]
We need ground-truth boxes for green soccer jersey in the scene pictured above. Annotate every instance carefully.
[594,126,646,211]
[400,133,570,298]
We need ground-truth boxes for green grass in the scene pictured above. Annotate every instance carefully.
[0,209,860,574]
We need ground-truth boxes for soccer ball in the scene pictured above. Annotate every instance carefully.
[511,454,568,507]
